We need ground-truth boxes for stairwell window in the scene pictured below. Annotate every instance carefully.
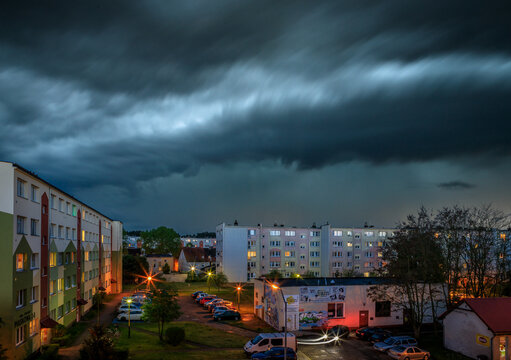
[16,253,25,271]
[17,216,26,234]
[17,178,26,198]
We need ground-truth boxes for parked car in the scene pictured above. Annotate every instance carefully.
[212,306,231,316]
[369,330,393,343]
[388,345,430,360]
[355,327,387,340]
[117,303,142,313]
[117,309,144,321]
[250,347,297,360]
[374,336,418,352]
[244,333,297,355]
[200,296,217,305]
[192,291,204,299]
[213,310,241,321]
[205,299,223,309]
[326,325,350,340]
[211,303,234,313]
[195,293,210,302]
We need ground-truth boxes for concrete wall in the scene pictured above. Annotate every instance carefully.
[444,303,493,360]
[219,224,249,283]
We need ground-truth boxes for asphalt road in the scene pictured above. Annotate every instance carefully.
[298,337,390,360]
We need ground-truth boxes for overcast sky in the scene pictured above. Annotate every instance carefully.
[1,1,511,233]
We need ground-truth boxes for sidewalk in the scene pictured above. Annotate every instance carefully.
[58,292,128,360]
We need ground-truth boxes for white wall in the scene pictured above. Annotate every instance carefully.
[0,162,14,214]
[444,303,493,359]
[222,225,249,283]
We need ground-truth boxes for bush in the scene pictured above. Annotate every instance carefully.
[165,327,185,346]
[51,334,71,346]
[39,345,59,360]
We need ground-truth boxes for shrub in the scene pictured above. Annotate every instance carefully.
[164,327,185,346]
[39,345,59,360]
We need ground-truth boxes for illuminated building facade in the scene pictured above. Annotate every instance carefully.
[0,162,123,359]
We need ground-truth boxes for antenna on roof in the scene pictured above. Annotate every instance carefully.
[234,219,238,226]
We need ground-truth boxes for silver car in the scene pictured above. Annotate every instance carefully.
[388,345,430,360]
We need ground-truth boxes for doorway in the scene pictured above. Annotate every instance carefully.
[359,310,369,327]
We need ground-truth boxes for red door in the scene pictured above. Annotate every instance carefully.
[359,310,369,327]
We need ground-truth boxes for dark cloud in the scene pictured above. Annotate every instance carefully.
[437,181,476,190]
[0,0,510,230]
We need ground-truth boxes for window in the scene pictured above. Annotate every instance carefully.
[269,240,281,247]
[310,231,320,237]
[354,254,360,260]
[50,280,56,295]
[333,241,342,247]
[58,226,63,239]
[66,202,71,214]
[284,261,295,267]
[85,251,90,261]
[332,251,342,257]
[29,319,38,336]
[378,252,383,258]
[29,185,38,202]
[72,204,77,217]
[285,231,295,236]
[354,244,360,249]
[49,252,57,267]
[65,276,70,289]
[300,265,305,269]
[58,278,63,292]
[31,253,39,269]
[17,178,26,198]
[65,252,70,264]
[309,261,320,267]
[365,252,373,258]
[247,251,257,258]
[66,227,70,240]
[300,254,305,259]
[364,262,373,268]
[248,229,256,236]
[284,251,295,257]
[269,230,280,236]
[58,305,63,318]
[30,219,38,236]
[327,303,344,318]
[269,261,280,267]
[31,286,38,303]
[347,231,353,236]
[333,230,342,236]
[72,229,76,240]
[364,231,374,237]
[310,251,320,257]
[378,231,387,237]
[270,250,281,257]
[16,325,25,345]
[332,262,342,267]
[347,252,352,257]
[300,243,306,249]
[310,241,320,247]
[284,241,295,246]
[58,199,64,212]
[50,309,56,320]
[57,252,63,266]
[17,216,26,234]
[65,301,70,314]
[16,289,26,308]
[16,253,24,271]
[375,301,391,317]
[50,224,56,238]
[354,233,361,239]
[50,195,56,209]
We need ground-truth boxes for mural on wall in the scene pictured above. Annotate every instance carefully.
[299,286,345,302]
[264,283,280,330]
[299,310,328,329]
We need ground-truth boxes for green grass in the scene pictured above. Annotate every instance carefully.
[115,325,247,360]
[133,321,249,348]
[419,334,472,360]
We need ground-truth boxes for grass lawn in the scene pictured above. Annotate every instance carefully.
[419,334,472,360]
[115,325,247,360]
[134,321,249,348]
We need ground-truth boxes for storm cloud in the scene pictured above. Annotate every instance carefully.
[1,1,510,232]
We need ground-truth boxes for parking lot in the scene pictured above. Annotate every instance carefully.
[298,337,390,360]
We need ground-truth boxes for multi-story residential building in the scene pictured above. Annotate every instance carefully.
[216,222,395,283]
[0,162,123,359]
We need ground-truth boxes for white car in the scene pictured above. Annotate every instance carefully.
[117,309,144,321]
[118,303,141,313]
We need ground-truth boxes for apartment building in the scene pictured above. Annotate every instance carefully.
[216,222,395,283]
[0,162,123,359]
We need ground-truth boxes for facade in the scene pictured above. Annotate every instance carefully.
[216,222,395,283]
[253,277,444,332]
[180,237,216,248]
[146,254,174,273]
[178,247,214,272]
[441,298,511,360]
[0,162,123,359]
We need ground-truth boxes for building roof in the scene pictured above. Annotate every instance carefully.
[441,298,511,335]
[180,247,213,262]
[255,277,395,287]
[146,254,173,258]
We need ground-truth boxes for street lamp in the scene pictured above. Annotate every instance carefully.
[236,286,241,311]
[190,266,196,281]
[207,272,213,293]
[126,298,132,338]
[271,283,288,360]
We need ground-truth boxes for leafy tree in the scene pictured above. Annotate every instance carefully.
[141,227,181,256]
[143,285,182,341]
[162,262,171,274]
[302,271,316,278]
[122,255,149,284]
[340,269,360,277]
[214,272,228,289]
[79,325,121,360]
[262,270,282,279]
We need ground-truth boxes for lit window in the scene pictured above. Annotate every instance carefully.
[247,251,256,259]
[333,230,342,236]
[29,318,38,336]
[49,252,57,267]
[16,253,24,271]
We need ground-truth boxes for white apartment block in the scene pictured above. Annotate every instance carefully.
[216,222,395,283]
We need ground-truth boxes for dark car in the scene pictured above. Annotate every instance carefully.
[327,325,350,340]
[355,327,386,340]
[251,347,297,360]
[213,310,241,321]
[192,291,204,299]
[369,330,393,343]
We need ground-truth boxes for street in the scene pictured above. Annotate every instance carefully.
[298,336,390,360]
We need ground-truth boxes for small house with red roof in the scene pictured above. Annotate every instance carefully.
[440,298,511,360]
[177,247,215,272]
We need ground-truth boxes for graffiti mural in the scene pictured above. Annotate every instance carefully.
[299,286,345,302]
[264,283,280,329]
[299,310,328,329]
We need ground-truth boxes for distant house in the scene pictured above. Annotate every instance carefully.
[441,297,511,360]
[146,254,173,273]
[178,247,214,272]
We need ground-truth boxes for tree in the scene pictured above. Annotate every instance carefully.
[162,262,171,274]
[302,271,316,278]
[122,255,149,284]
[79,325,121,360]
[214,272,228,289]
[262,270,282,280]
[143,285,182,341]
[340,269,360,277]
[141,227,181,256]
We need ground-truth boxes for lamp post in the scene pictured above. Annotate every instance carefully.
[190,266,196,281]
[236,286,241,311]
[271,284,288,360]
[207,272,213,293]
[126,298,132,338]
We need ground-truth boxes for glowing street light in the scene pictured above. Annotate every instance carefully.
[126,298,133,338]
[270,282,288,360]
[236,286,242,311]
[207,271,213,293]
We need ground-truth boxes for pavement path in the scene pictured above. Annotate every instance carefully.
[58,292,128,360]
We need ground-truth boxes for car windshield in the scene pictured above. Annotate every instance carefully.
[251,335,263,344]
[384,338,396,345]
